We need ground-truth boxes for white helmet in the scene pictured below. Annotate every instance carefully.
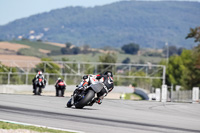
[38,71,42,75]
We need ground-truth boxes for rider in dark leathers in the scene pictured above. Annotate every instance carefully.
[32,71,46,93]
[55,77,66,96]
[95,71,114,104]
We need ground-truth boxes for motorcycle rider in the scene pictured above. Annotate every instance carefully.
[80,71,114,105]
[55,77,66,96]
[32,71,46,93]
[95,71,114,104]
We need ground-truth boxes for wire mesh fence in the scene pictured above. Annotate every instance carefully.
[172,90,193,102]
[0,60,166,87]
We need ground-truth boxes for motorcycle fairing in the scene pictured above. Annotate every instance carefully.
[90,83,104,93]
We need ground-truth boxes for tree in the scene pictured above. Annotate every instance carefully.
[122,57,131,64]
[65,42,72,48]
[121,43,139,55]
[166,55,186,86]
[82,44,90,54]
[61,43,71,54]
[98,53,117,73]
[155,49,200,90]
[179,50,198,89]
[0,63,19,84]
[163,45,178,57]
[61,42,81,55]
[184,27,200,89]
[186,27,200,43]
[99,53,117,63]
[72,47,80,54]
[153,27,200,90]
[177,47,185,55]
[35,58,60,74]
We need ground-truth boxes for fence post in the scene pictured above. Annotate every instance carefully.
[46,73,49,85]
[129,65,131,76]
[95,65,97,74]
[64,74,67,83]
[192,87,199,103]
[161,85,167,102]
[44,62,46,73]
[171,84,173,102]
[78,62,80,75]
[155,88,161,102]
[8,72,10,85]
[162,66,166,85]
[26,72,28,85]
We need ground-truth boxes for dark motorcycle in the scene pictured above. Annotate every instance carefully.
[55,82,66,97]
[67,82,104,109]
[33,76,45,95]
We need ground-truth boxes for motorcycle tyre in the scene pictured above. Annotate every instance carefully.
[74,89,95,109]
[35,87,40,95]
[61,89,65,97]
[67,98,72,108]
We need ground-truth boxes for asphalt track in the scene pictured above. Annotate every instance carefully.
[0,94,200,133]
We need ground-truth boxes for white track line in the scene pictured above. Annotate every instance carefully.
[0,119,84,133]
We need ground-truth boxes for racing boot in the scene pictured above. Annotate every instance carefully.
[88,98,98,106]
[96,98,102,105]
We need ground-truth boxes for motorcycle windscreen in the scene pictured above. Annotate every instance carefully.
[90,83,104,93]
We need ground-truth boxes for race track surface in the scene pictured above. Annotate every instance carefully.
[0,94,200,133]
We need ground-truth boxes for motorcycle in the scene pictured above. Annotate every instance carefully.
[33,76,45,95]
[55,81,66,97]
[67,81,104,109]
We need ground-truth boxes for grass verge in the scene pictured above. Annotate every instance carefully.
[0,121,74,133]
[120,93,142,100]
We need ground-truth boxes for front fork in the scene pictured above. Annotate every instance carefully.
[70,90,79,105]
[71,95,74,105]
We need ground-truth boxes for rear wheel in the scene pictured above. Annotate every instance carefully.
[61,89,65,96]
[74,89,95,109]
[58,90,62,96]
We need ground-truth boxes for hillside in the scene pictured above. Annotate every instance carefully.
[0,1,199,48]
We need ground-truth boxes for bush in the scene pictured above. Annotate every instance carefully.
[121,43,139,55]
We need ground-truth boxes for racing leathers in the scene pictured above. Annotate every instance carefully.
[95,74,114,104]
[55,79,66,96]
[79,74,114,104]
[32,74,46,93]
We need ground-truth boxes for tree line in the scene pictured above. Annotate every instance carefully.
[153,26,200,90]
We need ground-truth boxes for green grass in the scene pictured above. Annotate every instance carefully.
[116,53,163,64]
[0,121,74,133]
[51,53,102,62]
[9,40,164,64]
[17,48,47,58]
[10,40,61,51]
[51,53,164,64]
[120,93,142,100]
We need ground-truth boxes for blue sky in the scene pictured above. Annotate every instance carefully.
[0,0,121,25]
[0,0,199,26]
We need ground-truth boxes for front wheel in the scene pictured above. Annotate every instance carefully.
[67,98,72,108]
[74,89,95,109]
[35,87,40,95]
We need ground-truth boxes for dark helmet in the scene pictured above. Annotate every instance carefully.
[104,71,113,77]
[83,75,88,80]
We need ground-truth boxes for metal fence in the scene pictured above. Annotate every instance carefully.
[0,60,166,87]
[171,90,193,103]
